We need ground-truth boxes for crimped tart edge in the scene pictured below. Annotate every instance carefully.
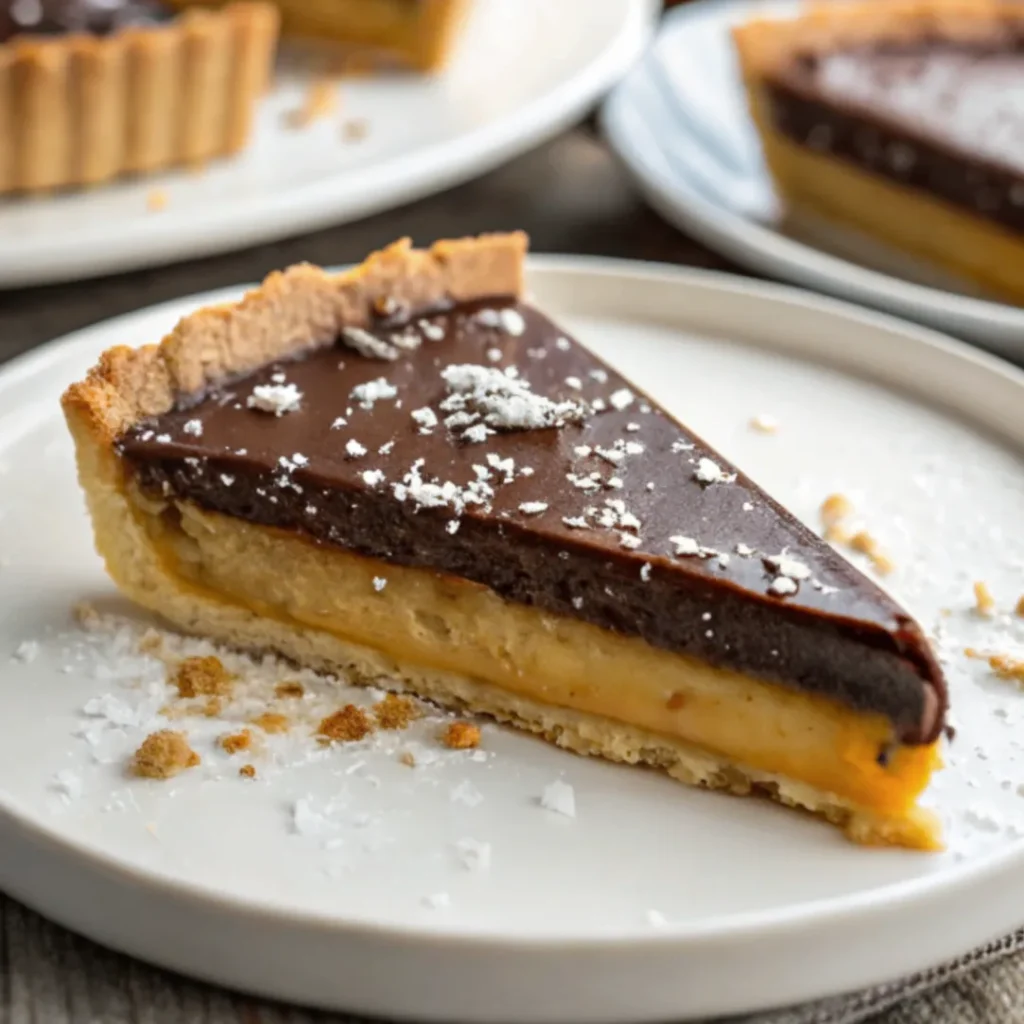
[0,2,280,194]
[61,233,528,446]
[733,0,1024,82]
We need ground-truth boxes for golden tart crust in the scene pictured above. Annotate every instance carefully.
[0,2,279,195]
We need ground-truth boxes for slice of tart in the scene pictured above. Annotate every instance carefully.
[0,0,279,195]
[734,0,1024,303]
[62,233,948,849]
[166,0,469,71]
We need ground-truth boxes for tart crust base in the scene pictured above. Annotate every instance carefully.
[734,0,1024,303]
[61,233,942,850]
[0,2,279,195]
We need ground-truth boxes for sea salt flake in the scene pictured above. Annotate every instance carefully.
[331,417,348,430]
[765,553,812,581]
[671,440,694,453]
[565,376,582,390]
[12,640,39,663]
[446,520,461,535]
[378,442,395,456]
[247,383,303,416]
[419,320,445,342]
[52,769,83,802]
[486,348,503,363]
[183,419,203,437]
[619,534,642,550]
[769,577,798,597]
[362,469,386,488]
[340,326,399,361]
[540,780,576,818]
[454,838,492,872]
[609,388,634,411]
[695,458,736,485]
[519,502,548,516]
[555,337,571,351]
[351,377,398,409]
[372,577,387,592]
[588,369,608,383]
[574,446,593,458]
[345,440,367,458]
[411,407,438,431]
[562,516,590,529]
[670,536,702,557]
[640,563,652,582]
[736,543,754,557]
[450,780,484,807]
[220,474,235,487]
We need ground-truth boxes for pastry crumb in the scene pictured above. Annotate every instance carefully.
[137,629,164,655]
[666,691,686,710]
[399,751,417,767]
[748,414,778,434]
[974,581,996,616]
[220,729,253,755]
[374,693,421,731]
[318,705,373,743]
[274,681,305,700]
[342,117,369,142]
[1015,595,1024,618]
[146,188,169,212]
[988,654,1024,683]
[252,712,290,734]
[849,530,893,576]
[174,656,234,699]
[286,78,339,128]
[441,721,480,750]
[131,730,200,779]
[239,764,256,779]
[202,697,224,718]
[820,493,854,526]
[73,600,100,628]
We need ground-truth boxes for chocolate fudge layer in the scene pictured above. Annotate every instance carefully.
[765,38,1024,231]
[119,297,946,744]
[1,0,173,41]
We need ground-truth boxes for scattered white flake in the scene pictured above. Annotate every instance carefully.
[292,798,334,837]
[571,596,584,610]
[411,407,438,432]
[155,434,172,444]
[183,419,203,437]
[562,516,590,529]
[765,553,812,581]
[331,417,348,430]
[670,536,701,557]
[340,326,399,361]
[52,769,83,802]
[463,423,494,444]
[12,639,39,663]
[555,337,571,351]
[591,399,607,412]
[588,369,608,383]
[606,476,624,489]
[736,543,754,557]
[305,505,318,516]
[475,307,526,336]
[695,458,736,485]
[619,534,642,550]
[640,563,652,582]
[742,501,754,512]
[527,347,547,359]
[419,320,445,342]
[220,474,235,487]
[609,388,634,411]
[574,445,593,458]
[290,453,309,467]
[540,780,576,818]
[671,440,694,453]
[486,348,503,363]
[565,376,582,390]
[351,377,398,409]
[646,482,655,491]
[624,441,645,456]
[450,780,484,807]
[567,473,600,492]
[362,469,386,488]
[454,838,492,873]
[646,910,668,928]
[372,577,387,592]
[596,446,625,466]
[247,383,302,416]
[626,423,641,433]
[423,892,450,910]
[446,520,461,535]
[270,372,286,384]
[769,577,798,597]
[345,440,367,458]
[519,502,549,516]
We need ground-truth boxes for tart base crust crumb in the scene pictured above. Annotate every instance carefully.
[132,730,201,779]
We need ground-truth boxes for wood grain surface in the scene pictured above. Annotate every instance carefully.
[0,125,1019,1024]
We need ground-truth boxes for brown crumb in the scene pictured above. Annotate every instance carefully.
[252,712,290,735]
[131,730,200,779]
[665,691,686,710]
[239,764,256,779]
[441,721,480,750]
[146,188,169,212]
[748,414,778,434]
[274,681,305,700]
[137,629,164,655]
[849,530,893,575]
[965,647,983,659]
[202,697,224,718]
[73,600,100,628]
[342,118,369,142]
[286,78,339,128]
[220,729,253,755]
[174,656,234,699]
[398,751,417,767]
[318,705,373,743]
[989,654,1024,682]
[870,552,895,576]
[1016,596,1024,618]
[974,581,996,616]
[820,493,854,526]
[374,693,422,731]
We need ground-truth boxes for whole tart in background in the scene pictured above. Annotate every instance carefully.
[734,0,1024,304]
[0,0,279,195]
[166,0,469,72]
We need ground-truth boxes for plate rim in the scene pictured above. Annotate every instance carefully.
[3,254,1024,954]
[0,0,656,289]
[599,0,1024,352]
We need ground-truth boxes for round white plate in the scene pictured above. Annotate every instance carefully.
[3,258,1024,1023]
[0,0,654,289]
[600,0,1024,359]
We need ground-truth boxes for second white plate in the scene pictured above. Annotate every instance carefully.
[0,0,654,288]
[3,259,1024,1021]
[600,0,1024,358]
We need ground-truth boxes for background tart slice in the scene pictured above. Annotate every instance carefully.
[734,0,1024,303]
[62,232,948,850]
[0,1,279,195]
[165,0,469,71]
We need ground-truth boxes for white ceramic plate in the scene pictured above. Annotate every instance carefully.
[0,0,654,289]
[4,258,1024,1023]
[600,0,1024,359]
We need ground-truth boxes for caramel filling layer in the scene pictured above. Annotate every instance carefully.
[135,487,940,817]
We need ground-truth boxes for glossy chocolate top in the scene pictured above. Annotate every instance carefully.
[1,0,171,42]
[120,297,946,744]
[767,37,1024,230]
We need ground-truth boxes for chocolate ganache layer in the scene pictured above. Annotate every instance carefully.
[765,36,1024,232]
[118,297,946,745]
[1,0,172,42]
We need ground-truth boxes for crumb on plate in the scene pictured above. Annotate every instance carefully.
[239,764,257,779]
[318,705,373,743]
[174,655,234,699]
[252,711,290,734]
[441,721,480,750]
[274,681,305,699]
[131,730,200,779]
[374,692,421,730]
[974,581,996,616]
[220,729,253,755]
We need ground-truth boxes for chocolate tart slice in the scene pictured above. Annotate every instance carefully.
[166,0,468,71]
[734,0,1024,303]
[0,0,279,195]
[62,233,948,849]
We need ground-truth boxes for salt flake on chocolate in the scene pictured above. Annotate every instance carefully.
[351,377,398,409]
[248,383,303,416]
[695,458,736,485]
[340,326,399,361]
